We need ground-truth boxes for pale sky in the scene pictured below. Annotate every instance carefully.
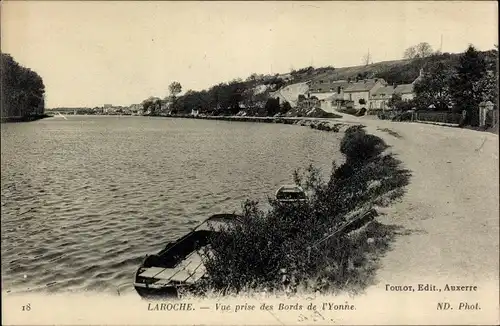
[1,1,497,108]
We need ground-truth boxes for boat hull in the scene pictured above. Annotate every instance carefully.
[134,284,179,299]
[133,214,240,299]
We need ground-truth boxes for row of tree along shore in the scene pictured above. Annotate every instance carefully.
[1,54,46,122]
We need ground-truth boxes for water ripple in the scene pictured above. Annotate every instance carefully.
[1,116,342,295]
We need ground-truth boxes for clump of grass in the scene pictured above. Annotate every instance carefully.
[199,125,411,296]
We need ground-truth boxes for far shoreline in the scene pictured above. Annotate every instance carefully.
[0,114,51,123]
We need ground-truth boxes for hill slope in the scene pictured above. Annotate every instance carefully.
[288,50,496,86]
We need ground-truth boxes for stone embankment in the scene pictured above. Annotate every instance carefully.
[177,114,352,132]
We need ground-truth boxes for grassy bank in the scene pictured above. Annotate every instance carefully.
[191,125,412,297]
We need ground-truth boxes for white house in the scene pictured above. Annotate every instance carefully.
[395,83,415,101]
[343,78,387,110]
[370,86,396,111]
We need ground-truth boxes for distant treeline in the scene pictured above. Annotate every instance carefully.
[1,53,45,118]
[171,77,284,116]
[143,75,287,117]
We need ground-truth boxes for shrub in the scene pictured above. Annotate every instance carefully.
[200,126,411,295]
[280,101,292,114]
[391,111,414,122]
[339,107,358,116]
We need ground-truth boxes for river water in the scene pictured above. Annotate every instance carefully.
[1,116,343,295]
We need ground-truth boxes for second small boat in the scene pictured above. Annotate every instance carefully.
[275,185,307,203]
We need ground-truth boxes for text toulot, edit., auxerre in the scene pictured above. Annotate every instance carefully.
[385,284,478,292]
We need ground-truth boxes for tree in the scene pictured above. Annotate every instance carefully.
[362,51,371,66]
[358,98,366,105]
[476,71,498,104]
[403,46,417,60]
[403,42,434,59]
[449,45,487,125]
[387,93,414,111]
[168,81,182,98]
[246,73,259,82]
[264,98,280,116]
[1,54,46,118]
[413,61,454,111]
[241,87,268,111]
[387,93,403,110]
[356,72,369,81]
[141,97,162,115]
[280,101,292,114]
[415,42,434,58]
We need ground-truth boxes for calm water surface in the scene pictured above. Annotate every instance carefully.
[1,116,343,295]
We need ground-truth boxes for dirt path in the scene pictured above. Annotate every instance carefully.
[332,114,499,287]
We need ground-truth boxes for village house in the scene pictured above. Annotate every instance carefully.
[395,83,416,101]
[343,78,387,110]
[308,79,349,100]
[308,79,350,113]
[369,69,423,111]
[370,85,396,111]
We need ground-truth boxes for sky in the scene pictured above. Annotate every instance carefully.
[1,1,498,108]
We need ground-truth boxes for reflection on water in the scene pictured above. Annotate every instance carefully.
[1,116,342,295]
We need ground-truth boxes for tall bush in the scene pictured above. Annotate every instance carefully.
[413,61,454,111]
[449,45,489,126]
[201,126,411,295]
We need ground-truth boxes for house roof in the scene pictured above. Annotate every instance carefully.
[343,78,386,93]
[372,86,396,97]
[309,80,350,93]
[394,83,414,94]
[319,93,345,101]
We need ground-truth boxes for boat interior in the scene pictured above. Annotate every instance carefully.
[143,230,212,268]
[136,230,213,286]
[135,214,239,288]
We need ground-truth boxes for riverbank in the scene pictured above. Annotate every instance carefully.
[0,114,51,123]
[332,114,499,287]
[171,114,354,133]
[191,112,498,300]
